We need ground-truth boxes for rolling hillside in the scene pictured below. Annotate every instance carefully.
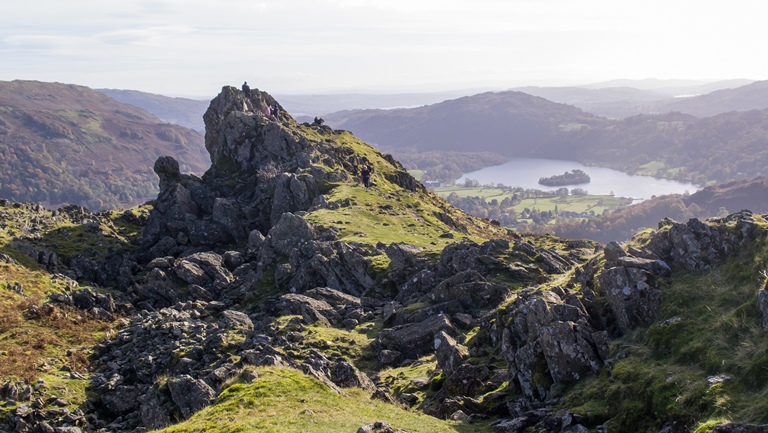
[0,80,209,210]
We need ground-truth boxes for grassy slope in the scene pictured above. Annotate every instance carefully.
[0,204,142,417]
[157,366,485,433]
[304,129,511,251]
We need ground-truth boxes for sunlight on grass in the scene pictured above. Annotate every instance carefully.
[156,366,489,433]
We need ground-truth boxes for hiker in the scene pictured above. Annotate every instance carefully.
[265,105,272,116]
[242,81,251,96]
[272,103,280,118]
[313,116,320,125]
[360,164,371,188]
[350,154,360,176]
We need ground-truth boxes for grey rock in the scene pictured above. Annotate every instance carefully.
[276,293,339,325]
[378,314,457,359]
[212,198,246,240]
[101,385,139,415]
[167,375,216,419]
[599,265,662,334]
[378,350,403,367]
[434,331,467,377]
[712,423,768,433]
[138,389,171,430]
[268,213,315,256]
[173,260,211,286]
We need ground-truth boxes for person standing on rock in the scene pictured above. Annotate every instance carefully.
[272,103,280,119]
[361,164,372,188]
[242,81,251,97]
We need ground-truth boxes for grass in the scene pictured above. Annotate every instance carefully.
[305,183,496,253]
[273,315,380,372]
[432,184,633,216]
[155,366,491,433]
[514,194,629,215]
[378,356,437,401]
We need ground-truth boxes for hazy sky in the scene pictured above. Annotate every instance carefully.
[1,0,766,97]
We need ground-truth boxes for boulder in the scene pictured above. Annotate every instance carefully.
[219,310,254,331]
[599,265,662,334]
[167,375,216,419]
[138,389,172,430]
[268,213,315,256]
[101,385,139,415]
[434,331,467,376]
[426,270,508,309]
[378,314,457,359]
[712,424,768,433]
[275,293,340,325]
[494,289,606,401]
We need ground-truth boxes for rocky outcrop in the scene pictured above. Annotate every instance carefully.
[645,212,761,271]
[489,289,608,402]
[597,211,761,335]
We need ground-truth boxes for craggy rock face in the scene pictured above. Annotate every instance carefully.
[140,86,333,256]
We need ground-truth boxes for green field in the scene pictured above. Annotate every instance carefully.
[433,184,633,216]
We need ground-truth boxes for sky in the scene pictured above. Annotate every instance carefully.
[1,0,766,98]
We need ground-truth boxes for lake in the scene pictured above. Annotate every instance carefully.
[456,158,700,200]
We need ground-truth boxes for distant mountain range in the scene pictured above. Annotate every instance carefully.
[0,80,208,210]
[321,82,768,186]
[97,88,210,132]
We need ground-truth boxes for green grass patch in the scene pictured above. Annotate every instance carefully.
[157,366,488,433]
[432,185,632,216]
[408,169,425,181]
[306,184,477,252]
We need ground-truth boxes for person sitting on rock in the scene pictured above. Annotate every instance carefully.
[242,81,251,96]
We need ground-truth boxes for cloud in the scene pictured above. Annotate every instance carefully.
[96,26,197,45]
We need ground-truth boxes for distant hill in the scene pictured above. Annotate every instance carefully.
[684,176,768,215]
[509,79,760,119]
[323,89,768,186]
[324,91,609,154]
[653,80,768,117]
[522,175,768,243]
[508,86,668,119]
[0,80,209,210]
[274,90,480,118]
[97,88,210,131]
[581,78,754,95]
